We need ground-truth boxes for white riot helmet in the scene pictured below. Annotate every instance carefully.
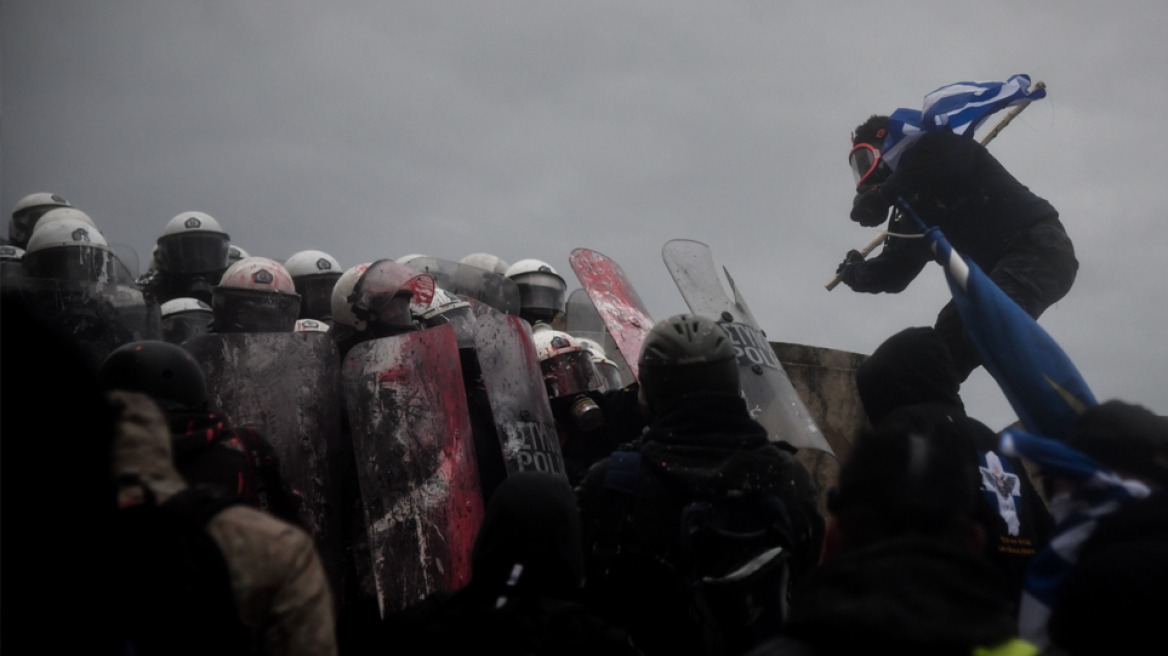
[9,192,71,248]
[460,253,510,275]
[211,257,300,333]
[0,245,25,262]
[32,208,98,235]
[23,217,117,282]
[575,337,623,392]
[330,259,434,350]
[531,323,606,430]
[227,244,250,265]
[285,250,343,321]
[294,318,330,333]
[0,245,26,282]
[417,288,477,350]
[505,259,567,325]
[156,211,230,275]
[160,297,214,345]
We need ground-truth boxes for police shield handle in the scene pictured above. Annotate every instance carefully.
[824,229,889,291]
[824,80,1046,291]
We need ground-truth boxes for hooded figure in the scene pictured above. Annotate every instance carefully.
[855,326,1052,597]
[386,473,637,656]
[108,391,337,656]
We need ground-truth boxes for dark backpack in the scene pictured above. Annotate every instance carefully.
[599,451,795,656]
[113,484,252,656]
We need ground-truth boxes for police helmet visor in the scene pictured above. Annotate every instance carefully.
[161,311,215,345]
[211,287,300,333]
[597,360,623,392]
[364,291,416,339]
[157,232,230,275]
[294,274,341,321]
[23,246,118,283]
[424,302,477,350]
[541,350,605,399]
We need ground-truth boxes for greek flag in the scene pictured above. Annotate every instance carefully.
[1000,428,1151,648]
[900,201,1096,439]
[883,74,1046,170]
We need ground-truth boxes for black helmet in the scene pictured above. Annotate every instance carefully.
[99,341,207,410]
[638,314,738,412]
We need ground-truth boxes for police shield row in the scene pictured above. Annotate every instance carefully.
[0,195,645,637]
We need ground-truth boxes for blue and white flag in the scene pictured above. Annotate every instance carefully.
[900,201,1096,439]
[1000,428,1151,648]
[882,74,1045,170]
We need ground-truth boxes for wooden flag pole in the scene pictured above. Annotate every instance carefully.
[825,81,1046,291]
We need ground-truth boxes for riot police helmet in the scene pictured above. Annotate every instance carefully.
[227,244,249,265]
[285,250,343,321]
[156,212,231,275]
[99,340,207,410]
[23,217,118,282]
[505,259,567,325]
[331,260,434,344]
[9,192,71,248]
[638,314,738,413]
[418,287,477,350]
[159,297,214,345]
[211,257,300,333]
[532,323,606,430]
[460,252,510,275]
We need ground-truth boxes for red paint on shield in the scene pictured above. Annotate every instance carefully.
[568,249,653,381]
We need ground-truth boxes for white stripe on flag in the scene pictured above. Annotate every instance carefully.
[947,250,970,289]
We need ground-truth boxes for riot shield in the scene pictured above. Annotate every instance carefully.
[565,288,635,387]
[6,277,161,366]
[473,313,567,478]
[342,325,484,617]
[662,239,833,455]
[184,332,349,602]
[568,249,653,381]
[403,256,520,315]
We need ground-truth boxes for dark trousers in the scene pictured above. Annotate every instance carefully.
[935,220,1079,382]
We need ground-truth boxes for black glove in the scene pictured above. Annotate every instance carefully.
[836,250,865,287]
[851,186,891,227]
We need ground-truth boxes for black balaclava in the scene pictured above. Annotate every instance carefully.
[856,326,963,425]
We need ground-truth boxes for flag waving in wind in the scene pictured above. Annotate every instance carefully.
[900,201,1096,439]
[882,74,1046,171]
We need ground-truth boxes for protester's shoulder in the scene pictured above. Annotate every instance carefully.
[205,505,316,571]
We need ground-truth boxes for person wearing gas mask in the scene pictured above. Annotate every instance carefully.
[146,211,232,304]
[835,114,1078,382]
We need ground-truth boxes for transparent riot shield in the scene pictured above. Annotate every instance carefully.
[341,325,484,617]
[565,288,635,387]
[184,332,349,603]
[568,249,653,381]
[6,277,161,366]
[403,256,520,315]
[473,313,567,478]
[662,239,833,455]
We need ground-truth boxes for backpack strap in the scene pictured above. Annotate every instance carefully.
[591,451,643,574]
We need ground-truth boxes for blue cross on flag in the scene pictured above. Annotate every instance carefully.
[979,451,1022,536]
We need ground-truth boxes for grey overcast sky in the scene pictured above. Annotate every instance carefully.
[3,0,1166,428]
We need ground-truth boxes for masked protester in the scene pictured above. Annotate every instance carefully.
[855,327,1053,597]
[836,114,1078,382]
[386,473,639,656]
[577,314,822,656]
[99,340,300,524]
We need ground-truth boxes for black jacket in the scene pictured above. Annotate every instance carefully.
[850,130,1060,293]
[749,538,1019,656]
[855,327,1053,598]
[577,392,823,656]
